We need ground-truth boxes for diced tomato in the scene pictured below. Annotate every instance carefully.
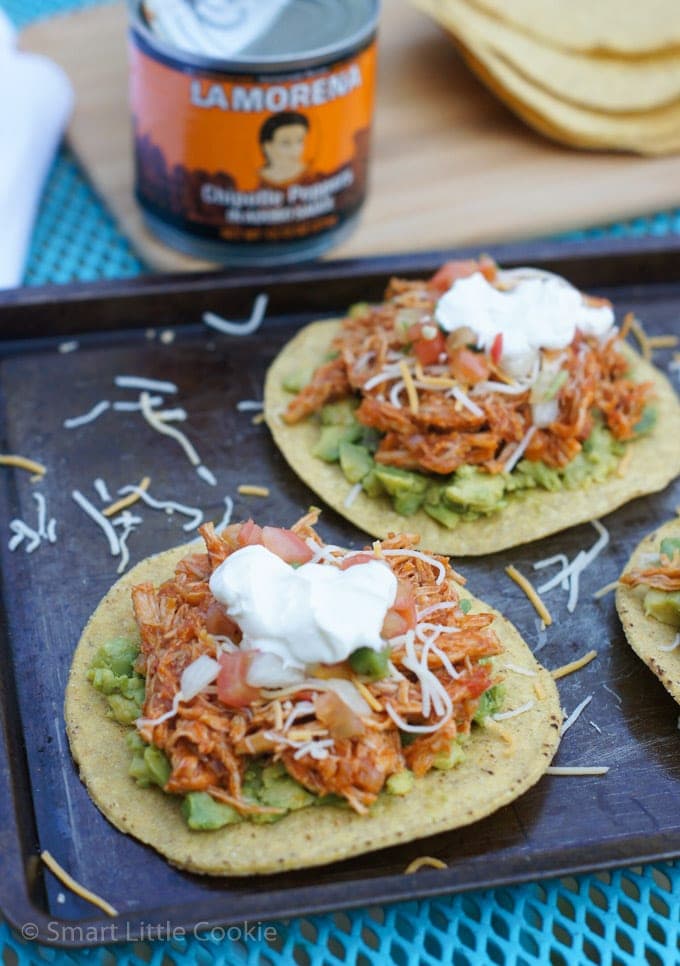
[449,347,490,385]
[216,651,260,708]
[413,331,447,367]
[237,519,263,547]
[429,259,481,294]
[490,333,503,366]
[340,553,375,570]
[205,601,240,639]
[261,526,314,565]
[382,578,417,638]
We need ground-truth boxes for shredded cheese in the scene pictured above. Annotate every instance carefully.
[399,359,419,414]
[533,680,545,701]
[102,476,151,517]
[593,580,619,600]
[504,662,537,677]
[404,856,447,874]
[94,478,112,502]
[197,465,217,486]
[72,490,120,555]
[203,293,268,336]
[646,334,679,349]
[625,313,651,360]
[0,454,46,477]
[115,375,178,394]
[505,565,552,626]
[551,650,597,680]
[560,695,593,736]
[237,484,270,497]
[139,391,201,466]
[503,426,537,474]
[352,677,383,712]
[215,496,234,531]
[546,766,609,776]
[252,412,266,425]
[344,482,363,508]
[492,699,535,721]
[118,484,203,532]
[63,400,110,429]
[236,400,264,411]
[41,851,117,917]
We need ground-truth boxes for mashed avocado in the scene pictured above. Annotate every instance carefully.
[641,536,680,628]
[308,400,653,529]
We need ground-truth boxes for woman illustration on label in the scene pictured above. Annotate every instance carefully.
[259,111,311,186]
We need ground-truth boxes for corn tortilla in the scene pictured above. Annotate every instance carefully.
[616,518,680,704]
[461,0,680,56]
[264,320,680,557]
[412,0,680,114]
[65,542,561,876]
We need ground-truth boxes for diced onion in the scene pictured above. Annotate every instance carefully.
[532,398,559,428]
[180,654,220,700]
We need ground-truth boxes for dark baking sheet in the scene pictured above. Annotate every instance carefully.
[1,237,680,948]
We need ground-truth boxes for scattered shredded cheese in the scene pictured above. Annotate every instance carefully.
[0,454,46,477]
[533,680,545,701]
[252,412,266,425]
[560,695,593,736]
[197,465,217,486]
[115,375,178,394]
[352,677,383,712]
[593,580,619,600]
[379,549,446,585]
[646,334,679,349]
[236,400,264,412]
[344,482,363,508]
[399,359,419,414]
[102,476,151,517]
[215,496,234,531]
[404,856,447,874]
[203,293,268,336]
[537,521,609,613]
[624,313,651,360]
[505,565,552,626]
[139,391,201,466]
[58,340,79,354]
[504,662,537,677]
[237,484,270,497]
[492,699,534,722]
[63,400,111,429]
[40,850,118,917]
[113,395,163,412]
[546,766,609,776]
[94,477,112,502]
[503,425,537,474]
[72,490,120,555]
[551,650,597,680]
[118,485,203,532]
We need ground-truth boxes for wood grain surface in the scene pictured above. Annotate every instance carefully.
[21,0,680,272]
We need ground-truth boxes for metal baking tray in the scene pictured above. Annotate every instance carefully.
[1,236,680,947]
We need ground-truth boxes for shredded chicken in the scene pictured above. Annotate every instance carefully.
[283,261,653,475]
[131,517,501,815]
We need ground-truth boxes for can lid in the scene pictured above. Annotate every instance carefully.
[134,0,380,71]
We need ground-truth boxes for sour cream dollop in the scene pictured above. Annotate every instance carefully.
[209,546,397,684]
[435,271,615,378]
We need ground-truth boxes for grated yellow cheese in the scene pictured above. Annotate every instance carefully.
[593,580,619,600]
[414,361,457,389]
[251,412,266,425]
[551,649,598,680]
[533,679,545,702]
[41,850,118,917]
[237,485,270,497]
[399,359,419,414]
[102,476,151,517]
[404,856,448,874]
[624,313,651,361]
[353,677,383,713]
[646,334,679,349]
[0,454,46,477]
[505,565,552,626]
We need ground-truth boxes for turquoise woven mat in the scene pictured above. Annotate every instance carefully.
[4,1,680,963]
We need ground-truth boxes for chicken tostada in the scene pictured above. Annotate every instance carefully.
[616,518,680,703]
[65,512,560,875]
[265,259,680,555]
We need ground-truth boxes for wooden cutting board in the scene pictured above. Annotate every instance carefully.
[22,0,680,272]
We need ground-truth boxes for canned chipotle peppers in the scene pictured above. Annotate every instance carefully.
[129,0,380,264]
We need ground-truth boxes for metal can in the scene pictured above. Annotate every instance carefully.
[128,0,380,265]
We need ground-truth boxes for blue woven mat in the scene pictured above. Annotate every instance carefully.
[4,1,680,963]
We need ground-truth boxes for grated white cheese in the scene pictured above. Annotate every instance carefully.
[236,400,264,412]
[117,484,203,532]
[503,425,537,474]
[137,691,183,729]
[533,553,570,591]
[94,478,112,502]
[215,496,234,532]
[589,720,602,734]
[34,492,47,539]
[203,293,268,336]
[9,519,40,553]
[113,395,164,412]
[560,695,593,737]
[115,375,178,394]
[379,548,447,585]
[197,465,217,486]
[139,391,202,467]
[449,386,484,417]
[344,482,363,508]
[112,511,143,575]
[504,663,537,678]
[492,699,535,722]
[156,408,188,423]
[71,490,120,556]
[546,766,609,776]
[58,340,79,354]
[389,380,405,408]
[63,400,110,429]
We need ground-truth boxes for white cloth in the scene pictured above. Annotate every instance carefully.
[0,10,73,289]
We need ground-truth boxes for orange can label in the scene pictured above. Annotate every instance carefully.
[129,34,377,246]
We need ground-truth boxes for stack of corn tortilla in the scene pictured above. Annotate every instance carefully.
[411,0,680,154]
